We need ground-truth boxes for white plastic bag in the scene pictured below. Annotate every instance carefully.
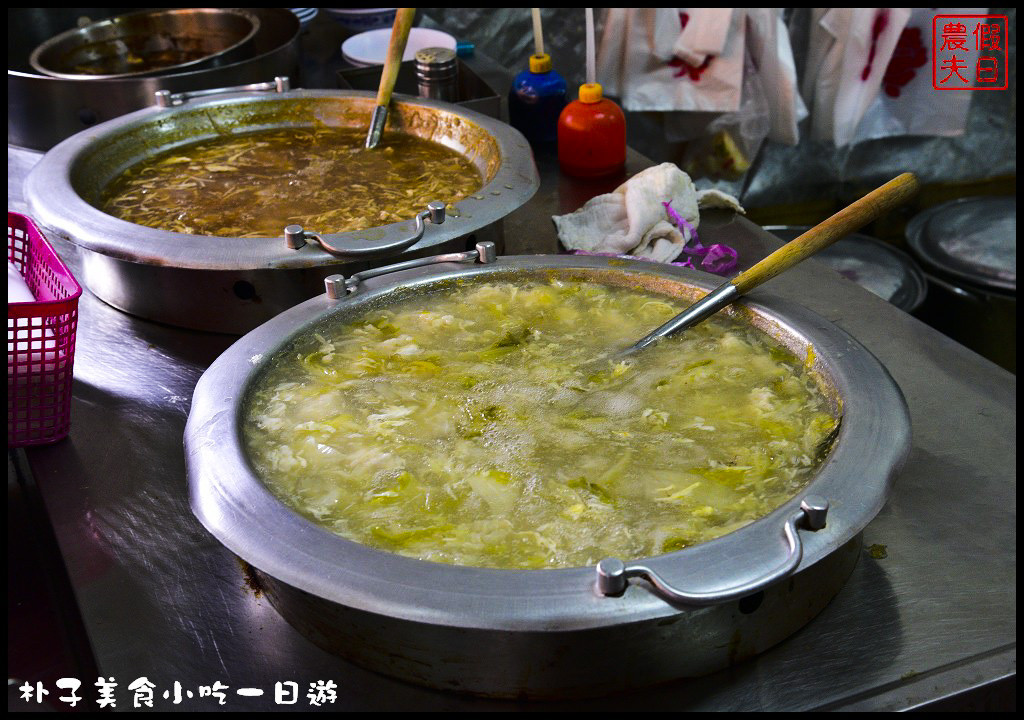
[851,7,981,142]
[677,53,771,180]
[745,8,808,145]
[597,8,744,113]
[804,8,914,146]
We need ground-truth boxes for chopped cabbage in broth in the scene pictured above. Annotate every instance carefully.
[100,126,482,237]
[244,279,838,569]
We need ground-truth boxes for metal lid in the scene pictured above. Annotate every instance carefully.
[765,227,928,313]
[906,196,1016,294]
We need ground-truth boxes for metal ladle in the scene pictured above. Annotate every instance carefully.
[365,8,417,149]
[611,173,920,362]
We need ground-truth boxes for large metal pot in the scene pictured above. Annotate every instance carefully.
[905,197,1016,373]
[29,8,261,80]
[8,7,300,150]
[185,252,911,698]
[24,89,539,333]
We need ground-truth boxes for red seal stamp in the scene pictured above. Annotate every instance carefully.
[932,14,1009,90]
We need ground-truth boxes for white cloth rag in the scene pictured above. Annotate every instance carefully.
[552,163,744,263]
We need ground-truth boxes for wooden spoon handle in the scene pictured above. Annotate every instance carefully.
[376,8,417,107]
[619,173,920,357]
[731,172,920,295]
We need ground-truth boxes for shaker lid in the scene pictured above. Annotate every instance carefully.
[415,46,457,67]
[906,196,1016,293]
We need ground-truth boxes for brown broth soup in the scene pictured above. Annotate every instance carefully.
[100,127,483,237]
[70,40,213,75]
[244,279,838,569]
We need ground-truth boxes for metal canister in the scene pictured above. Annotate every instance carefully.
[415,46,458,102]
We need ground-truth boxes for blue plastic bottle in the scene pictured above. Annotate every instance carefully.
[508,53,568,147]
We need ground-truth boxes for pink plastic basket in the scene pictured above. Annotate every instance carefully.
[8,211,82,447]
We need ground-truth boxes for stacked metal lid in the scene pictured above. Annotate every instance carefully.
[765,226,928,312]
[905,196,1016,296]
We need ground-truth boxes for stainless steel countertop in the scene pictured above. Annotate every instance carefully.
[7,138,1015,710]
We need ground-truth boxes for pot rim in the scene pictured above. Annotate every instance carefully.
[185,255,911,632]
[25,89,539,271]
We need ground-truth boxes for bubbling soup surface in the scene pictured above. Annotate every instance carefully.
[100,126,482,237]
[244,279,838,569]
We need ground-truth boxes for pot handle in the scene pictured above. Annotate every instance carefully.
[285,201,448,260]
[154,76,290,108]
[324,241,498,298]
[595,496,829,606]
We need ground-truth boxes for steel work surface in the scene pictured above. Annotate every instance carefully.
[8,144,1016,711]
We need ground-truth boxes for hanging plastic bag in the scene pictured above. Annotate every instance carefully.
[745,8,808,146]
[677,53,771,181]
[596,8,744,113]
[804,7,913,146]
[851,7,980,142]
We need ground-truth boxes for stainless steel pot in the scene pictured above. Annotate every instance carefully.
[185,251,911,698]
[29,8,261,80]
[24,89,540,333]
[905,197,1016,373]
[8,7,300,151]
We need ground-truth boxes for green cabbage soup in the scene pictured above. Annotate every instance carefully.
[244,278,838,569]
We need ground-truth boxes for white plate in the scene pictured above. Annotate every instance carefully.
[341,27,456,67]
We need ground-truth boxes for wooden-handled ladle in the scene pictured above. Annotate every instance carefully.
[365,7,417,149]
[613,172,920,360]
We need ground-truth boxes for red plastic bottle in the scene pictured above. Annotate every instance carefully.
[557,82,626,178]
